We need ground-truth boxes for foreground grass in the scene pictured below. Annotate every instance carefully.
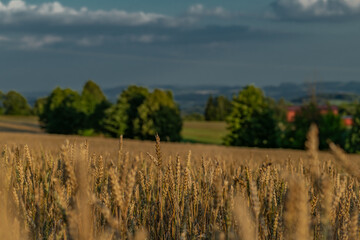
[182,121,227,145]
[0,126,360,239]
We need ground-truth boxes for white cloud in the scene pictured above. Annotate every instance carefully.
[21,35,62,49]
[0,0,28,11]
[271,0,360,19]
[188,4,231,18]
[0,0,170,26]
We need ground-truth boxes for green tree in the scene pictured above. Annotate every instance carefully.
[339,102,357,116]
[224,85,278,147]
[103,87,182,141]
[81,80,110,132]
[81,80,106,114]
[3,91,32,115]
[39,88,86,134]
[268,98,289,147]
[102,101,128,138]
[136,89,182,141]
[102,86,149,138]
[0,91,4,115]
[33,97,48,116]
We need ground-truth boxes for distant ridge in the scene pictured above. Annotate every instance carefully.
[19,81,360,114]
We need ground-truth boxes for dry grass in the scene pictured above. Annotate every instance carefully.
[0,116,42,134]
[0,126,360,239]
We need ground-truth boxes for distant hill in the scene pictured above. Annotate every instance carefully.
[102,85,241,115]
[262,81,360,101]
[291,93,360,105]
[20,81,360,115]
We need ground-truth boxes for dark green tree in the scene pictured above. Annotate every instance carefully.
[153,106,183,141]
[205,95,216,121]
[3,91,32,115]
[224,85,278,147]
[284,102,345,149]
[39,88,86,134]
[121,86,149,138]
[204,95,232,121]
[345,105,360,153]
[283,102,320,149]
[215,96,232,121]
[318,112,346,149]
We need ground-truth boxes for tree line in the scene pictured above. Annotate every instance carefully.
[2,82,360,152]
[37,81,182,141]
[0,81,182,141]
[220,85,360,153]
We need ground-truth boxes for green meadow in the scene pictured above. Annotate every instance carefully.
[181,121,227,145]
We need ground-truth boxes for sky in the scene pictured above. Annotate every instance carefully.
[0,0,360,91]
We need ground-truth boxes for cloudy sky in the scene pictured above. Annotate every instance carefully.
[0,0,359,91]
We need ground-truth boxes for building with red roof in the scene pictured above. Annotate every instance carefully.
[286,105,352,127]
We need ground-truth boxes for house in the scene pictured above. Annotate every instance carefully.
[286,105,352,126]
[342,116,353,127]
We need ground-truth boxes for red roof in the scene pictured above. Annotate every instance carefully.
[286,105,339,122]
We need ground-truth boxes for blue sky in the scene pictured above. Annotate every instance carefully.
[0,0,359,91]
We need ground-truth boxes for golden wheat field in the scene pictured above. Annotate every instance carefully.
[1,125,360,239]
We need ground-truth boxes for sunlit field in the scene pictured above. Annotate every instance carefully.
[1,125,360,239]
[1,0,359,238]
